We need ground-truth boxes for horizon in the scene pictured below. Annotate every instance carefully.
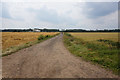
[0,28,120,31]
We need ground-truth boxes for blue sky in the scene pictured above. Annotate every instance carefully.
[0,1,119,30]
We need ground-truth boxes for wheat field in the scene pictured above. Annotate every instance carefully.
[69,32,119,42]
[2,32,58,50]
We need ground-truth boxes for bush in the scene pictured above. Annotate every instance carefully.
[45,35,52,38]
[97,39,120,48]
[66,33,72,37]
[38,35,45,40]
[45,35,50,38]
[38,35,52,40]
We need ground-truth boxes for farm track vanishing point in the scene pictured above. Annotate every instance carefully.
[2,34,118,78]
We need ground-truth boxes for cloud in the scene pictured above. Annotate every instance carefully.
[1,2,118,30]
[0,3,12,19]
[82,2,118,18]
[35,7,60,24]
[0,2,25,21]
[27,6,76,25]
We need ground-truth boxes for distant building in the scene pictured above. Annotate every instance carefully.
[33,28,41,32]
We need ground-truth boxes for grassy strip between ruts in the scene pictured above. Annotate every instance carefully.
[2,33,59,57]
[63,33,119,75]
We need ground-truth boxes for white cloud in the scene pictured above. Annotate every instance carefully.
[1,2,118,30]
[1,0,119,2]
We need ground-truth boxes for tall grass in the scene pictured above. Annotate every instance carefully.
[64,33,119,75]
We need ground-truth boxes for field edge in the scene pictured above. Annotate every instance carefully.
[63,32,119,75]
[2,33,59,57]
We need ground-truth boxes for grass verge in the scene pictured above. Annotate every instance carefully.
[63,33,119,75]
[2,33,59,57]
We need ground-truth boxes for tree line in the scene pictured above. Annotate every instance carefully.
[64,29,120,32]
[1,29,120,32]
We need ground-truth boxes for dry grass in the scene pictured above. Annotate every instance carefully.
[2,32,58,50]
[69,32,119,42]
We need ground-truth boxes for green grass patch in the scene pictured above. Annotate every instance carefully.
[63,33,119,75]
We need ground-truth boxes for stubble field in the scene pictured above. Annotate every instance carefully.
[2,32,58,51]
[69,32,119,42]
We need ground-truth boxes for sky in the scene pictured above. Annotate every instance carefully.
[0,0,119,30]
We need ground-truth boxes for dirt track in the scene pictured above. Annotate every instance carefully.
[2,33,118,78]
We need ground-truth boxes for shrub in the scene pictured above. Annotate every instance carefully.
[66,33,72,37]
[97,39,120,48]
[38,35,52,40]
[38,35,45,40]
[45,35,50,38]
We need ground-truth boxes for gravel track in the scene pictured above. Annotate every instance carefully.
[2,33,118,78]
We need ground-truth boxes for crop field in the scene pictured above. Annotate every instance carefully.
[69,32,119,42]
[64,32,119,74]
[2,32,58,51]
